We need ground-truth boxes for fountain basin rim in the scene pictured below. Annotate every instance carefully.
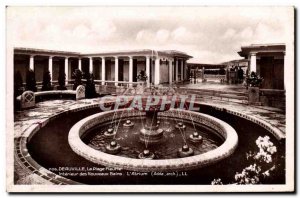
[68,109,239,172]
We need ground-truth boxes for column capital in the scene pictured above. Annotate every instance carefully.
[128,55,133,59]
[250,52,257,56]
[114,56,119,59]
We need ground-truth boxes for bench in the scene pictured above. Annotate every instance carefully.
[16,85,85,109]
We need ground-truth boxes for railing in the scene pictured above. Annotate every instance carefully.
[93,80,144,87]
[19,79,145,94]
[204,74,226,80]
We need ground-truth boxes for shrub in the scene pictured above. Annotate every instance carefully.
[14,71,23,111]
[14,71,23,97]
[41,70,53,91]
[72,69,82,90]
[57,71,67,90]
[246,72,263,87]
[25,69,37,92]
[137,70,148,82]
[85,72,97,98]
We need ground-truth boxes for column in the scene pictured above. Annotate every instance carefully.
[78,58,82,71]
[101,57,105,85]
[181,59,184,81]
[168,59,173,84]
[129,56,133,85]
[154,57,160,85]
[114,56,119,86]
[29,55,34,70]
[146,56,150,86]
[48,56,53,82]
[175,59,179,82]
[89,57,93,74]
[250,52,257,73]
[183,60,186,80]
[64,57,69,84]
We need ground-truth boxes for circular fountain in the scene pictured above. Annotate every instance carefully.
[68,108,239,172]
[67,85,239,172]
[21,83,285,184]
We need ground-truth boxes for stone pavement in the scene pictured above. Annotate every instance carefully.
[198,99,285,135]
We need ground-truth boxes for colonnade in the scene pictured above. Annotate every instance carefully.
[25,54,187,86]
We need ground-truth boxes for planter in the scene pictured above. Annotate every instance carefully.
[248,87,261,105]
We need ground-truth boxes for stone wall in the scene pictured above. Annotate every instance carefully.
[259,89,285,109]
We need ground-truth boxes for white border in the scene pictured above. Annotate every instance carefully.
[3,1,296,194]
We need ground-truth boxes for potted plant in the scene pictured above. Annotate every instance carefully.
[25,69,37,92]
[72,69,83,90]
[246,72,263,88]
[41,70,53,91]
[136,70,148,82]
[14,71,23,96]
[57,71,67,90]
[135,70,148,93]
[246,72,263,105]
[14,71,24,111]
[85,72,97,98]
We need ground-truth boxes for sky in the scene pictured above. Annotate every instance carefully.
[7,6,293,64]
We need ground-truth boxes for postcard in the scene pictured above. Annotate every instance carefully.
[6,6,294,192]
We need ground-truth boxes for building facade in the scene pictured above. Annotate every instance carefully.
[238,44,286,90]
[14,48,192,86]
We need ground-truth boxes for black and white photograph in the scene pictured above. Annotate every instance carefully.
[5,5,295,192]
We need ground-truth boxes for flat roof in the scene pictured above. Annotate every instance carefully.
[238,43,286,57]
[14,47,192,59]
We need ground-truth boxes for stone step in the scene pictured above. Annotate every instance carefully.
[219,94,248,100]
[184,90,247,97]
[195,95,248,104]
